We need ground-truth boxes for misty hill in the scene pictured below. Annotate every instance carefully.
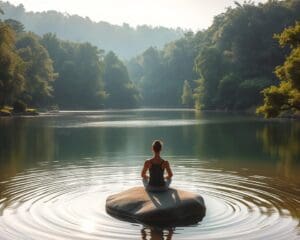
[0,1,183,59]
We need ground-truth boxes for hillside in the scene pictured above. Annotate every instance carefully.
[0,1,183,59]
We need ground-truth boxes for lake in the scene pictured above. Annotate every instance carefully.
[0,109,299,239]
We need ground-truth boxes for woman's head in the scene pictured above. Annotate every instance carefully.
[152,140,163,153]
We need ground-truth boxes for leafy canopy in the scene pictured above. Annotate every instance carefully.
[257,22,300,118]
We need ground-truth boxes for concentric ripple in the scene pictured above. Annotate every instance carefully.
[0,157,299,240]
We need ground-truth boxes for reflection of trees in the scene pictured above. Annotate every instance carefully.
[0,118,55,181]
[141,227,173,240]
[257,123,300,220]
[192,113,265,162]
[257,123,300,182]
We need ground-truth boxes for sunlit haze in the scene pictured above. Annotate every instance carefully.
[7,0,267,30]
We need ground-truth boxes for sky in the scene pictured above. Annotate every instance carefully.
[7,0,267,30]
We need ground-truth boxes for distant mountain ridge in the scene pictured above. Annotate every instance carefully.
[0,1,183,59]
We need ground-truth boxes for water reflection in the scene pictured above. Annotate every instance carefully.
[257,123,300,182]
[0,117,55,181]
[1,111,300,182]
[0,110,299,239]
[141,227,173,240]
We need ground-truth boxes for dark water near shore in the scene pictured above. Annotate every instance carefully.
[0,109,299,239]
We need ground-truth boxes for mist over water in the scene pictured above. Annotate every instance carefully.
[0,109,299,239]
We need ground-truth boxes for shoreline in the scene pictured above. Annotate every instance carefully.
[0,107,39,117]
[0,107,299,120]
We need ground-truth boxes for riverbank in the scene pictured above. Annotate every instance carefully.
[199,107,300,120]
[1,106,299,120]
[0,106,39,117]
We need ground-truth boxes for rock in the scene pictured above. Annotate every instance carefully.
[106,187,206,226]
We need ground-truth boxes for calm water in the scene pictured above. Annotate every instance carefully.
[0,109,299,239]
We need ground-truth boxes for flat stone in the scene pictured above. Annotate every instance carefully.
[106,187,206,226]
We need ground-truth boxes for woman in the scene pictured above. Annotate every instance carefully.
[141,140,173,192]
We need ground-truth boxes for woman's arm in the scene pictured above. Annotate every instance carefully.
[164,161,173,179]
[141,160,150,179]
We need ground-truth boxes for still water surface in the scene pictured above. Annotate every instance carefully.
[0,109,299,239]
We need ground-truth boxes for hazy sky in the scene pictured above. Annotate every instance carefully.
[8,0,267,30]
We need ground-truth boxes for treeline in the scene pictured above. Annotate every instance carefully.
[0,1,182,59]
[257,21,300,117]
[127,0,300,116]
[127,32,201,107]
[1,0,300,116]
[0,16,139,110]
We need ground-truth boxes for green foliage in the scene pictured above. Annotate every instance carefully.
[41,34,138,109]
[216,74,240,110]
[127,33,200,107]
[0,1,182,59]
[104,51,140,108]
[132,47,164,106]
[4,19,24,33]
[236,78,269,110]
[127,1,300,110]
[275,46,300,90]
[194,47,224,109]
[257,22,300,118]
[193,79,205,110]
[193,0,300,111]
[0,13,142,110]
[257,82,293,118]
[275,21,300,48]
[13,99,26,112]
[0,22,25,107]
[2,0,300,112]
[181,80,193,107]
[16,32,56,107]
[41,33,106,109]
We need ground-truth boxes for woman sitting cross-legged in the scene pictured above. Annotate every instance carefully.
[141,140,173,192]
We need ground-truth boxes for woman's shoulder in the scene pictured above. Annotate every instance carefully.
[161,159,170,167]
[144,159,152,166]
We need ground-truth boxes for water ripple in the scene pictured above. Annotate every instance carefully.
[0,158,299,239]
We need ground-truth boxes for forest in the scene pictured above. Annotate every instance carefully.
[0,20,140,110]
[0,1,182,59]
[128,0,300,117]
[1,0,300,117]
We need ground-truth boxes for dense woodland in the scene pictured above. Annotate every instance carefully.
[1,0,300,117]
[128,0,300,117]
[0,1,182,59]
[0,17,139,109]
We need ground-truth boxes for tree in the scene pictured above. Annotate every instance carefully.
[125,0,300,110]
[193,78,205,110]
[181,80,193,107]
[0,22,25,107]
[41,34,106,109]
[0,1,182,59]
[216,74,240,110]
[192,0,300,111]
[127,32,200,107]
[194,47,224,109]
[4,19,24,33]
[162,33,199,106]
[257,22,300,118]
[104,51,140,108]
[16,32,56,107]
